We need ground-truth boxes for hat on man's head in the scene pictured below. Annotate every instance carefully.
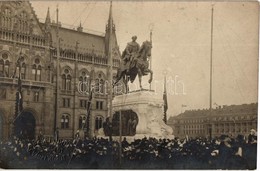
[132,35,137,40]
[250,129,256,134]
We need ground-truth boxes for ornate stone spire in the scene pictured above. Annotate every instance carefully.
[44,7,52,44]
[106,1,115,32]
[45,7,51,24]
[105,1,117,56]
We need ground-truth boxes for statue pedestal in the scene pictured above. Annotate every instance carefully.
[112,90,173,139]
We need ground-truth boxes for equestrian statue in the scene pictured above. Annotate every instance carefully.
[113,35,153,91]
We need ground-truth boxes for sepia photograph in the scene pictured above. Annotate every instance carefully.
[0,0,258,169]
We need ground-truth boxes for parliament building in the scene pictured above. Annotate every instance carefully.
[0,1,121,140]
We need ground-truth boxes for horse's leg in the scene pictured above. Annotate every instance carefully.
[126,75,130,93]
[148,69,153,84]
[123,75,129,94]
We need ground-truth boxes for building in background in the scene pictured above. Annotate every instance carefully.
[168,103,257,139]
[0,1,121,140]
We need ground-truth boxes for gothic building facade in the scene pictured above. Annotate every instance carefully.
[168,103,258,139]
[0,1,121,140]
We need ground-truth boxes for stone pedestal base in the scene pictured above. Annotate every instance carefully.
[112,90,173,139]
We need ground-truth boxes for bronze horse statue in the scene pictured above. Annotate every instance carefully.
[113,40,153,91]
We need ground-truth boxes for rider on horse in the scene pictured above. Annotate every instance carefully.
[114,36,153,91]
[121,36,140,73]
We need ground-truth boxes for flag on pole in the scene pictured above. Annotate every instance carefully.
[14,53,23,124]
[18,75,23,112]
[85,87,94,136]
[163,76,168,123]
[17,55,23,112]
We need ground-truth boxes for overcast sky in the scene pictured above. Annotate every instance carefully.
[31,1,259,117]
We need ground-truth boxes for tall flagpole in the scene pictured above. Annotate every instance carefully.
[54,6,60,140]
[209,4,214,139]
[108,1,113,119]
[210,5,214,112]
[107,1,122,166]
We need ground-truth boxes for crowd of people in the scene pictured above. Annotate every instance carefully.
[0,130,257,169]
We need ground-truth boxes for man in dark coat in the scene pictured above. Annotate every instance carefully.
[217,136,233,169]
[225,145,249,169]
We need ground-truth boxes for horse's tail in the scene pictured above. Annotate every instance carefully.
[113,68,124,86]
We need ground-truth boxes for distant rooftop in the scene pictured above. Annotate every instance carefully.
[39,18,105,37]
[41,20,107,55]
[174,103,258,118]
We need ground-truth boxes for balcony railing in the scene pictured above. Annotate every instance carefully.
[53,54,120,68]
[0,77,52,88]
[0,28,48,49]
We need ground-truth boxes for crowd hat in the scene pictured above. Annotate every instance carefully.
[132,35,137,40]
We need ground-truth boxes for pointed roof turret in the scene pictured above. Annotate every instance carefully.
[77,21,83,32]
[44,7,52,42]
[105,1,119,57]
[45,7,51,24]
[106,1,115,32]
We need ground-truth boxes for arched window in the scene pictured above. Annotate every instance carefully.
[19,11,28,33]
[62,74,66,90]
[3,60,9,77]
[62,68,72,90]
[32,64,36,79]
[79,71,89,93]
[61,115,65,129]
[21,63,26,79]
[65,115,69,128]
[61,114,70,129]
[95,116,103,130]
[95,117,99,130]
[99,117,102,129]
[100,79,104,94]
[2,7,12,29]
[33,91,39,102]
[79,76,84,92]
[36,65,41,81]
[79,115,86,129]
[95,73,105,94]
[32,58,41,81]
[15,56,26,79]
[0,60,4,77]
[0,53,10,77]
[66,75,71,90]
[95,78,99,93]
